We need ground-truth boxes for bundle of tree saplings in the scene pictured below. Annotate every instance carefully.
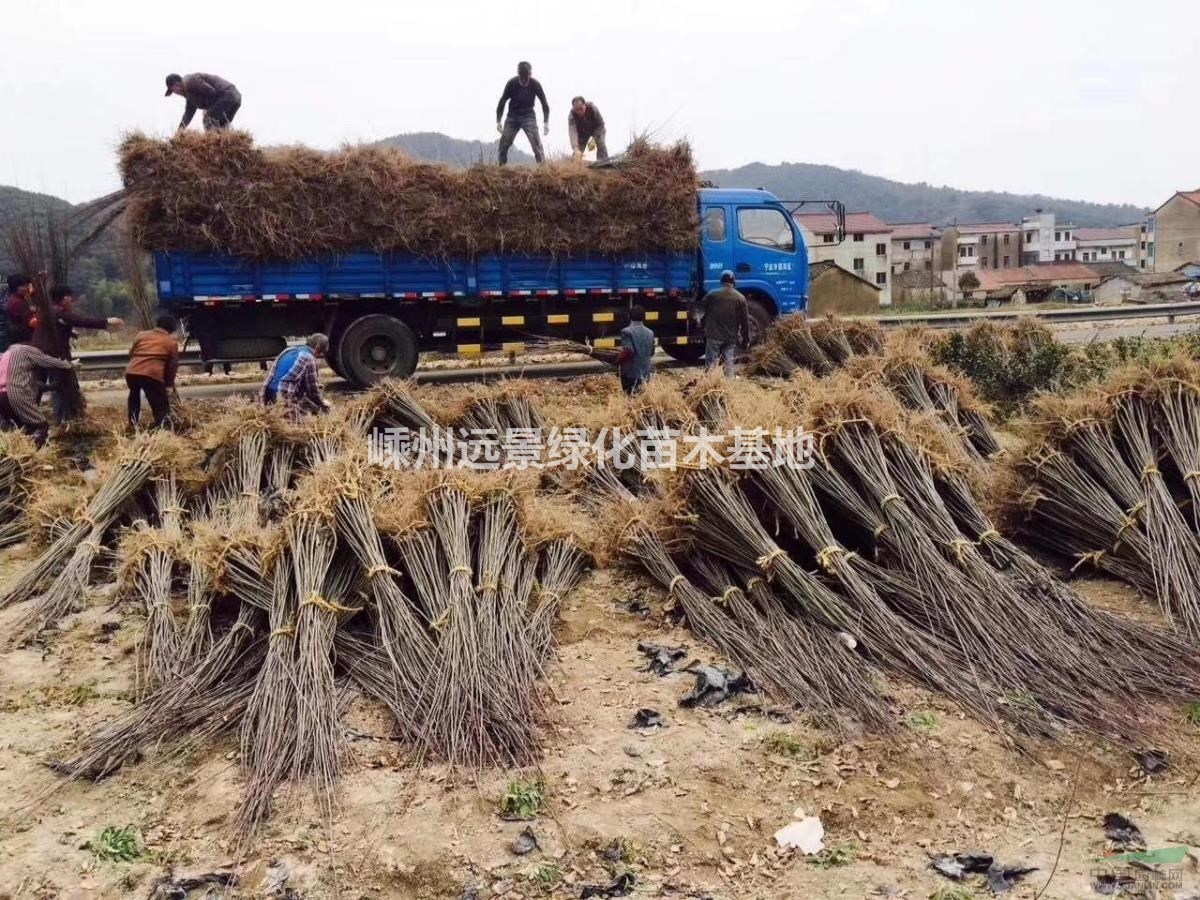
[45,406,589,845]
[750,315,1001,460]
[0,431,39,549]
[1014,359,1200,638]
[600,373,1199,748]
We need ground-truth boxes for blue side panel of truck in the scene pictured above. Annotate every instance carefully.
[156,251,695,301]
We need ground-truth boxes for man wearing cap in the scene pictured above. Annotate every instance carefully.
[496,61,549,166]
[694,271,750,378]
[165,72,242,131]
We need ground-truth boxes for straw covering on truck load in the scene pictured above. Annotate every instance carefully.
[117,131,700,260]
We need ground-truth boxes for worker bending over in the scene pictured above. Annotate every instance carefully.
[166,72,242,131]
[125,315,181,429]
[261,334,331,415]
[568,96,608,162]
[496,61,549,165]
[695,271,750,378]
[0,343,76,447]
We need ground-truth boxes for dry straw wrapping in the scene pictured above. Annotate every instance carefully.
[119,131,700,260]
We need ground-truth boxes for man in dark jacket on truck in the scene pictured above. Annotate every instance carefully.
[568,96,608,162]
[695,271,750,378]
[496,61,549,165]
[166,72,242,131]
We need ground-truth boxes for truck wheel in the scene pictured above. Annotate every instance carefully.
[324,331,346,379]
[661,341,705,364]
[746,297,775,346]
[337,314,418,387]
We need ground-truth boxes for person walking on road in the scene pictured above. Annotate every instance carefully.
[0,343,76,447]
[125,315,181,429]
[166,72,242,131]
[695,270,750,378]
[496,61,549,165]
[568,96,608,162]
[261,334,331,415]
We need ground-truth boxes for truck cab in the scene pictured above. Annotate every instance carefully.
[697,188,810,341]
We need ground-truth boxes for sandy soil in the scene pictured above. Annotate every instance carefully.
[2,379,1200,900]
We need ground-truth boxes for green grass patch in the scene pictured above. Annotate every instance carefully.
[929,886,976,900]
[500,779,546,820]
[1184,702,1200,725]
[527,862,561,889]
[908,711,940,733]
[87,825,142,863]
[806,843,857,869]
[762,731,814,760]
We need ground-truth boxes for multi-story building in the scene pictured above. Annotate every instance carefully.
[1135,218,1156,270]
[939,223,1022,277]
[794,211,893,306]
[1075,227,1138,265]
[1152,191,1200,273]
[1020,211,1077,264]
[888,223,939,275]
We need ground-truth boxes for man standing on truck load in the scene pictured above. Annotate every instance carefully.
[166,72,242,131]
[0,343,77,447]
[568,97,608,162]
[695,271,750,378]
[2,275,36,352]
[125,315,181,429]
[496,61,549,165]
[260,334,331,415]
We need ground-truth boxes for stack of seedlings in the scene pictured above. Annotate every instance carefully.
[751,315,1001,460]
[38,392,589,845]
[115,131,699,259]
[1014,359,1200,638]
[600,374,1200,747]
[0,432,38,548]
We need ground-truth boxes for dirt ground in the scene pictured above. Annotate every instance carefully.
[2,376,1200,900]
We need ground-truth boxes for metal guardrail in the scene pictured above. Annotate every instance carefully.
[71,301,1200,373]
[874,300,1200,329]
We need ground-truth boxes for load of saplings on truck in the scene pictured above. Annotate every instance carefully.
[116,130,700,259]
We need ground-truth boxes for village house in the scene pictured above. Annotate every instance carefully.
[794,211,893,306]
[805,261,883,316]
[1075,227,1138,265]
[1152,190,1200,273]
[888,223,939,275]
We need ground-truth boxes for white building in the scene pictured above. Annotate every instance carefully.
[795,211,893,306]
[1075,227,1138,265]
[1021,211,1077,264]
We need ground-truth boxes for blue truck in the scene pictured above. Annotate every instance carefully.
[154,188,841,386]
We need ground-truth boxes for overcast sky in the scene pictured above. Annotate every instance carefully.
[3,0,1196,209]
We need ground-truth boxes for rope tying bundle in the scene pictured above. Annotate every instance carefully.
[448,565,473,578]
[366,563,401,579]
[269,625,296,640]
[1071,550,1106,572]
[815,545,852,572]
[881,493,905,509]
[947,538,974,562]
[1186,471,1200,483]
[667,574,687,595]
[430,608,451,631]
[301,593,362,615]
[977,528,1001,543]
[1140,464,1161,482]
[756,547,787,575]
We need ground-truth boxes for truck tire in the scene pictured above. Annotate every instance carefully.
[746,297,775,346]
[210,336,287,360]
[661,341,705,364]
[324,330,346,380]
[336,314,418,387]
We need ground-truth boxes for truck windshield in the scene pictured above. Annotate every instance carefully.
[737,208,795,252]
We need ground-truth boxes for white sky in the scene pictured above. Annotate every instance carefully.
[3,0,1197,208]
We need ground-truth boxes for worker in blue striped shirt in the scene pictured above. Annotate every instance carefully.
[260,334,331,415]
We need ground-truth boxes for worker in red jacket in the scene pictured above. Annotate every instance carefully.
[32,286,123,421]
[2,274,36,351]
